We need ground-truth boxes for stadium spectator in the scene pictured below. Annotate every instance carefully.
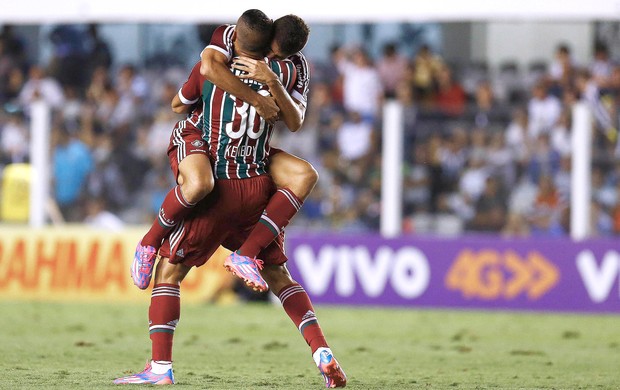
[527,174,565,236]
[18,64,65,113]
[548,43,575,97]
[336,110,374,161]
[527,81,562,140]
[376,42,409,99]
[412,44,444,105]
[434,65,466,117]
[469,79,511,131]
[403,142,432,214]
[52,125,94,222]
[334,46,383,123]
[83,196,124,230]
[549,109,572,157]
[590,42,613,88]
[468,175,508,232]
[0,110,28,164]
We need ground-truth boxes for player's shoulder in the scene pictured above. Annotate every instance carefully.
[287,51,307,65]
[287,52,309,79]
[269,57,296,72]
[268,58,297,87]
[213,24,236,36]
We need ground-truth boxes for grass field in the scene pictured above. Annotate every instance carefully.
[1,300,619,390]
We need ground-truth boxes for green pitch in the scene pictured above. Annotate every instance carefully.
[1,300,618,389]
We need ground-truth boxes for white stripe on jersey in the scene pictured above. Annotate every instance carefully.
[203,45,229,60]
[178,88,199,105]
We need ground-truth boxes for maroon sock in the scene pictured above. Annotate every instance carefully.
[142,185,196,249]
[238,188,302,258]
[149,284,181,362]
[277,283,328,354]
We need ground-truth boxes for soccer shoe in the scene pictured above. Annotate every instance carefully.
[314,348,347,388]
[131,241,157,290]
[113,362,174,385]
[223,251,269,292]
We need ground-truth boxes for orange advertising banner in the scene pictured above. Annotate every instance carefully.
[0,226,232,303]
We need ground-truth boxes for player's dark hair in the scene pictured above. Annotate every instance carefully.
[236,9,273,56]
[273,15,310,57]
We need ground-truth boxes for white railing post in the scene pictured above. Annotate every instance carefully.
[29,101,51,227]
[570,102,592,241]
[380,100,404,238]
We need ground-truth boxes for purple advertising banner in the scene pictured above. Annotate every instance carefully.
[284,235,620,313]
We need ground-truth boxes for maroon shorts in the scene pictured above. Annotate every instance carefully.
[167,120,209,179]
[159,175,288,267]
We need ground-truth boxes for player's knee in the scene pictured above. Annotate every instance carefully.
[300,163,319,189]
[274,160,319,199]
[181,174,214,203]
[288,162,318,199]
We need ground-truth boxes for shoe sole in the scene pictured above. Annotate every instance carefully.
[223,264,268,292]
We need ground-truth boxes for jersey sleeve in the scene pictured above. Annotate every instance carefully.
[288,53,310,108]
[270,59,298,94]
[178,61,203,105]
[200,24,235,62]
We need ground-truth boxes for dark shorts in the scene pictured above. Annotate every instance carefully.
[159,175,287,268]
[167,120,209,179]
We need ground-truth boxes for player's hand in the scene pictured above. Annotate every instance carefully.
[254,94,279,124]
[232,56,278,84]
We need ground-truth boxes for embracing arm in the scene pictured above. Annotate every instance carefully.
[171,93,192,114]
[233,56,305,131]
[200,48,279,123]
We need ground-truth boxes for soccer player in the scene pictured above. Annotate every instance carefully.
[114,10,346,388]
[132,15,318,292]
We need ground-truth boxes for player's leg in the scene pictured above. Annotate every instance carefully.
[141,153,214,247]
[235,150,318,259]
[262,263,347,388]
[114,258,192,385]
[259,241,346,388]
[132,123,213,290]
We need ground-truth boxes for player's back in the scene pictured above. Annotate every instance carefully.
[202,58,296,180]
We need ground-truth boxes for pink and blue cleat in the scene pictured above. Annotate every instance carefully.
[314,348,347,388]
[114,362,174,385]
[223,251,269,292]
[131,241,157,290]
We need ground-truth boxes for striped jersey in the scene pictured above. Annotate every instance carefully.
[202,59,297,179]
[202,25,298,179]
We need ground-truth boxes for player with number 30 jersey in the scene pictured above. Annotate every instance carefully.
[202,60,296,179]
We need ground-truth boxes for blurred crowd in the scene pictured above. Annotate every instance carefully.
[1,24,620,237]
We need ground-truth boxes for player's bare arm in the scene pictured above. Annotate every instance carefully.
[170,94,192,114]
[200,48,279,124]
[233,56,305,131]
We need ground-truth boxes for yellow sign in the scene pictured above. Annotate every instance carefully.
[1,164,31,222]
[0,226,233,303]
